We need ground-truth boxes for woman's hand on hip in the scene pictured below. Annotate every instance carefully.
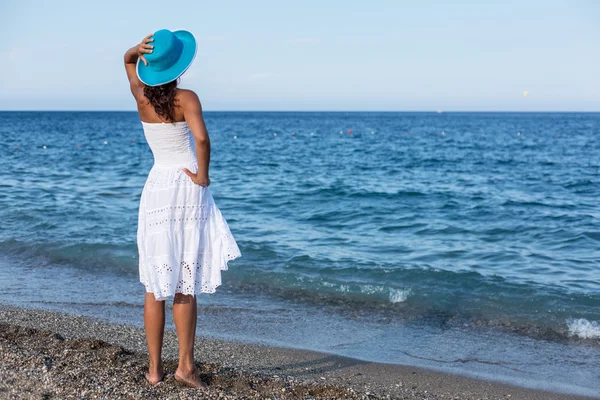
[182,169,210,187]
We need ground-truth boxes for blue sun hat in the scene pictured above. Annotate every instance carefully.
[136,29,197,86]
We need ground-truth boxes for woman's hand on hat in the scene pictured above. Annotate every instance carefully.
[137,34,154,66]
[182,169,210,187]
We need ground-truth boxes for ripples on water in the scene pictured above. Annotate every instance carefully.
[1,111,599,344]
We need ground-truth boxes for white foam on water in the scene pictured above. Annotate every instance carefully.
[566,318,600,339]
[359,284,383,295]
[389,287,412,303]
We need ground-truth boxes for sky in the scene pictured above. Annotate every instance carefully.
[0,0,599,111]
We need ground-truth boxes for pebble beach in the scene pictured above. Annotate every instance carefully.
[0,305,594,400]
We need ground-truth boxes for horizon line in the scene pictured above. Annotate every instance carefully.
[1,110,600,113]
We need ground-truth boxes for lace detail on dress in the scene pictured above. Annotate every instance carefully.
[140,232,242,300]
[146,204,213,228]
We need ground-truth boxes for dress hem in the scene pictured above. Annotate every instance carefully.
[140,252,241,301]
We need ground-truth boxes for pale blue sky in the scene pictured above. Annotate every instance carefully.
[1,0,599,111]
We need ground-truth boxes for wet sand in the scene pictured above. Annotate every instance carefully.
[0,305,596,399]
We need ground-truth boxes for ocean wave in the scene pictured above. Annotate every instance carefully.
[379,222,427,232]
[567,318,600,339]
[0,239,138,273]
[389,288,411,303]
[501,199,575,209]
[563,179,595,189]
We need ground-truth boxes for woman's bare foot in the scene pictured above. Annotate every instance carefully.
[145,365,165,386]
[174,367,208,389]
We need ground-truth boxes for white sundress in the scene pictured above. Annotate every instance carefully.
[137,120,241,300]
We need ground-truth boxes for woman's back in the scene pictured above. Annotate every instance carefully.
[141,121,196,168]
[136,88,187,123]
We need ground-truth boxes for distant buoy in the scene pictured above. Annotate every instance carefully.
[347,129,352,134]
[291,132,296,136]
[14,146,18,150]
[131,139,136,143]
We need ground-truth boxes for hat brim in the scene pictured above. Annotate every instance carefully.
[136,30,197,87]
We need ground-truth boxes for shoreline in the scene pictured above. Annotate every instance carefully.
[0,305,596,400]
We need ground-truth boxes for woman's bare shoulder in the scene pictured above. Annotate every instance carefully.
[176,89,201,104]
[176,89,202,113]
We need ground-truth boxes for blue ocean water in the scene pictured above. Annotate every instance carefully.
[1,111,599,396]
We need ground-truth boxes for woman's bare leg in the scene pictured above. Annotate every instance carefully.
[172,293,206,388]
[144,292,165,384]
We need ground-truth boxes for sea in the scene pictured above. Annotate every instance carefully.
[0,111,599,397]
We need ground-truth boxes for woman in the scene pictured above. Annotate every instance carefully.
[124,29,241,389]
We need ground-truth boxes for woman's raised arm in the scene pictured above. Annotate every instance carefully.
[124,34,154,97]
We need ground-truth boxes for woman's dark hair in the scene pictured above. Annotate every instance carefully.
[143,79,179,122]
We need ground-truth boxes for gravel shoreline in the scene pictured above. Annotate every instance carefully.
[0,305,595,400]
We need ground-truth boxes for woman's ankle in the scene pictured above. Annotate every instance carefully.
[148,360,164,373]
[176,359,196,375]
